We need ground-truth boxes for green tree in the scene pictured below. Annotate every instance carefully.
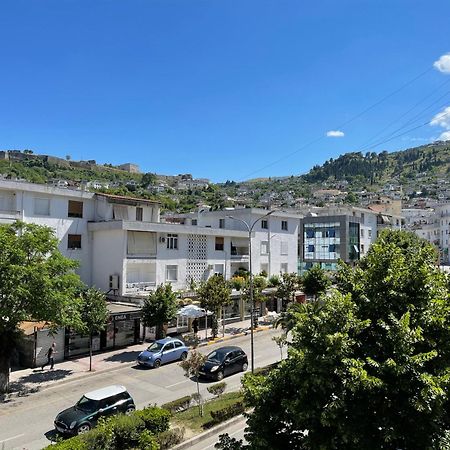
[0,221,83,393]
[141,172,157,187]
[226,230,450,449]
[142,284,178,340]
[242,276,267,329]
[78,288,109,371]
[197,275,232,338]
[302,264,330,299]
[275,272,302,309]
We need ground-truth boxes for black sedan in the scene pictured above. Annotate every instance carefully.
[199,346,248,381]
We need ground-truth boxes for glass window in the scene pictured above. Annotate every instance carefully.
[167,234,178,250]
[308,244,315,252]
[261,220,268,229]
[34,198,50,216]
[219,218,225,229]
[368,229,372,238]
[329,244,336,252]
[68,200,83,218]
[260,241,269,255]
[136,207,143,221]
[305,229,315,239]
[215,237,224,251]
[68,234,82,249]
[361,229,365,237]
[164,342,175,351]
[174,341,183,348]
[281,220,288,231]
[166,265,178,282]
[191,219,197,226]
[280,241,288,255]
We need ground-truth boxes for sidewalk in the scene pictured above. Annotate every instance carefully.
[5,318,273,400]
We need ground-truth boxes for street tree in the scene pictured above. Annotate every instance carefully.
[197,275,231,338]
[302,264,331,299]
[0,221,83,393]
[242,275,267,328]
[78,288,109,371]
[142,284,178,340]
[179,350,207,416]
[275,272,302,308]
[221,230,450,449]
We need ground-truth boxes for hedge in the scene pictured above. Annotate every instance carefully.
[161,395,192,413]
[135,406,171,433]
[157,427,185,449]
[203,401,245,429]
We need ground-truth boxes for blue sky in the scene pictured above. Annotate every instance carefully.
[1,0,450,182]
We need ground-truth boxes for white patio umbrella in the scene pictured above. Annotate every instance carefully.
[177,304,212,339]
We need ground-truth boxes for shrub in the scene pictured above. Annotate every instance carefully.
[157,427,185,449]
[210,401,245,423]
[110,413,145,448]
[138,429,160,450]
[207,382,227,398]
[81,424,114,450]
[135,406,171,433]
[161,395,191,413]
[252,362,279,377]
[43,437,88,450]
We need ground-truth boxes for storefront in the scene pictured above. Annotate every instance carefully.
[65,302,142,358]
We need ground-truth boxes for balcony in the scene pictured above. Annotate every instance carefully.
[230,246,249,260]
[125,281,156,296]
[0,209,21,221]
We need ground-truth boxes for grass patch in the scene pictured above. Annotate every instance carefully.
[171,391,243,432]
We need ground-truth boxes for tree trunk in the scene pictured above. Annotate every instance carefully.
[156,324,165,340]
[196,379,203,417]
[0,353,10,394]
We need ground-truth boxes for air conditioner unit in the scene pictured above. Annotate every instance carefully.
[109,274,119,290]
[159,236,166,243]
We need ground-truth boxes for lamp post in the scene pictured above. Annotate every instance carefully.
[227,210,275,373]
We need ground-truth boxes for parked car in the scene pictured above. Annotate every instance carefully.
[54,385,135,435]
[199,346,248,381]
[137,337,189,368]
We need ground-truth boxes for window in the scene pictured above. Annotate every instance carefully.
[280,241,288,255]
[260,241,269,255]
[219,218,225,229]
[329,244,336,252]
[113,205,128,220]
[361,229,365,238]
[361,244,365,253]
[261,220,268,229]
[368,229,372,238]
[127,231,157,255]
[308,244,315,252]
[361,213,365,224]
[136,207,143,221]
[215,237,224,251]
[166,265,178,282]
[34,198,50,216]
[68,200,83,218]
[174,341,183,348]
[260,263,268,274]
[305,229,315,238]
[167,234,178,250]
[281,220,288,231]
[68,234,82,249]
[280,263,288,274]
[191,219,197,226]
[163,342,175,351]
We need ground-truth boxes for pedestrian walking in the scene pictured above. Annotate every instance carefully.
[41,343,57,370]
[192,318,199,335]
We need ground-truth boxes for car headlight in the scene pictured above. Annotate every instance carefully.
[210,365,219,372]
[70,421,77,429]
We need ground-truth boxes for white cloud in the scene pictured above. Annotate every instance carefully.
[434,53,450,74]
[430,106,450,129]
[326,130,345,138]
[438,131,450,141]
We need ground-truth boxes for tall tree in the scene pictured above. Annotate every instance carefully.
[275,272,302,309]
[302,264,331,299]
[0,221,83,393]
[223,230,450,449]
[142,284,178,340]
[197,275,232,338]
[78,288,109,371]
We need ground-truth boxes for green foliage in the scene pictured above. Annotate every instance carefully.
[156,427,185,449]
[207,382,227,398]
[267,275,280,287]
[0,221,83,392]
[78,288,109,335]
[142,284,178,339]
[274,272,302,307]
[161,395,192,413]
[204,402,245,429]
[302,264,331,299]
[110,413,146,449]
[134,406,171,434]
[239,230,450,449]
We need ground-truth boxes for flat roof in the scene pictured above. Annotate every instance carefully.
[85,385,127,401]
[95,192,160,206]
[107,302,141,314]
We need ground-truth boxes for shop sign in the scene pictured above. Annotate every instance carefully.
[114,314,129,321]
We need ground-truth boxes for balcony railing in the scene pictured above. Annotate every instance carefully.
[125,281,156,295]
[230,247,249,258]
[0,209,21,220]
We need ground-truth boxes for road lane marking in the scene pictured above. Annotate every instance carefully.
[0,433,25,443]
[165,380,189,388]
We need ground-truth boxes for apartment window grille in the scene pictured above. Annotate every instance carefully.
[281,220,288,231]
[166,265,178,282]
[34,198,50,216]
[215,237,224,251]
[68,200,83,218]
[167,234,178,250]
[136,207,143,221]
[68,234,82,249]
[261,220,268,229]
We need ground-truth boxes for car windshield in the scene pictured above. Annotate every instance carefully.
[147,342,164,353]
[207,350,228,363]
[76,396,100,412]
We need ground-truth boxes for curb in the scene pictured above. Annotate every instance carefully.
[172,414,246,450]
[4,326,274,400]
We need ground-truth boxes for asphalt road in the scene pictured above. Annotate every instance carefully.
[0,329,280,450]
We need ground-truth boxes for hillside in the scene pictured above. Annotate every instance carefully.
[1,142,449,212]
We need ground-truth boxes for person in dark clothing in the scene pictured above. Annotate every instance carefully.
[192,318,199,335]
[41,343,57,370]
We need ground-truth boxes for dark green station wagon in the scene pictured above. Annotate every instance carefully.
[54,385,135,435]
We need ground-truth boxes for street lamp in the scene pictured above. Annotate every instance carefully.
[227,210,275,373]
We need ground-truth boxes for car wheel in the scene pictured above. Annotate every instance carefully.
[125,405,136,415]
[77,423,91,435]
[216,370,224,381]
[180,351,188,361]
[242,362,248,372]
[153,359,161,368]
